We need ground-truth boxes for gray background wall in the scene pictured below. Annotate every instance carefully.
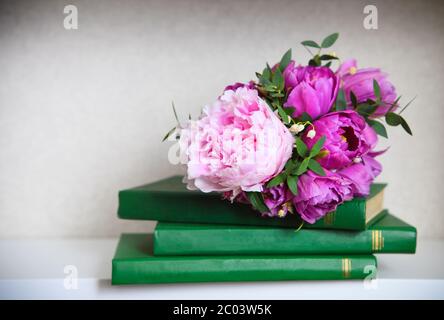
[1,0,443,238]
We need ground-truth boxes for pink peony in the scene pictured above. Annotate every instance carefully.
[303,110,377,170]
[179,87,294,193]
[283,62,339,119]
[337,59,397,117]
[292,171,354,224]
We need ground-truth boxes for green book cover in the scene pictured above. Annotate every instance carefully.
[112,233,377,285]
[153,210,416,256]
[118,176,386,230]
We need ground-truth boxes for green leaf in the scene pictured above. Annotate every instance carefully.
[400,117,413,135]
[308,55,321,66]
[299,112,313,122]
[388,95,402,113]
[385,112,402,126]
[246,192,269,212]
[285,159,298,171]
[162,126,176,142]
[308,159,326,176]
[295,157,310,175]
[324,61,332,68]
[373,79,381,101]
[295,137,308,157]
[287,175,299,195]
[319,54,339,61]
[399,96,417,114]
[335,89,347,111]
[356,103,378,117]
[279,49,292,72]
[277,104,290,124]
[350,91,358,108]
[321,33,339,48]
[283,106,295,115]
[309,135,326,157]
[301,40,321,48]
[171,102,179,123]
[367,119,388,138]
[267,172,287,188]
[273,68,285,91]
[261,66,272,83]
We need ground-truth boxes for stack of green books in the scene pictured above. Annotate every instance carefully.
[112,176,417,284]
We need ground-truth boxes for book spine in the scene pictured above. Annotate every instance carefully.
[118,190,366,230]
[153,223,416,256]
[112,255,376,284]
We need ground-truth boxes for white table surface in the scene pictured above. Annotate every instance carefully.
[0,238,443,299]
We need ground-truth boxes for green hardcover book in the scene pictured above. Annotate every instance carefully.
[112,233,377,284]
[118,176,386,230]
[153,210,416,256]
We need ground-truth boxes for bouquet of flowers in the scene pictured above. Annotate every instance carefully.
[165,33,413,225]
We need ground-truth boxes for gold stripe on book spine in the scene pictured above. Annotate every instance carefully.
[372,230,384,251]
[342,258,351,278]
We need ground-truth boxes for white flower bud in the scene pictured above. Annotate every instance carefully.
[289,123,305,134]
[307,129,316,139]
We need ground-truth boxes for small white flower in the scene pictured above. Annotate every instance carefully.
[289,123,305,134]
[307,129,316,139]
[353,157,362,164]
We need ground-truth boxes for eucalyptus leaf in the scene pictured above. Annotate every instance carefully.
[287,175,299,195]
[321,33,339,48]
[400,117,413,135]
[319,54,339,60]
[399,96,417,114]
[301,40,321,48]
[357,103,378,116]
[385,112,402,126]
[308,159,326,176]
[367,119,388,138]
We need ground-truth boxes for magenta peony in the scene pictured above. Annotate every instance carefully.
[179,87,294,193]
[337,59,397,117]
[261,184,293,218]
[303,110,377,170]
[292,171,354,224]
[283,62,339,119]
[223,81,255,92]
[338,155,382,197]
